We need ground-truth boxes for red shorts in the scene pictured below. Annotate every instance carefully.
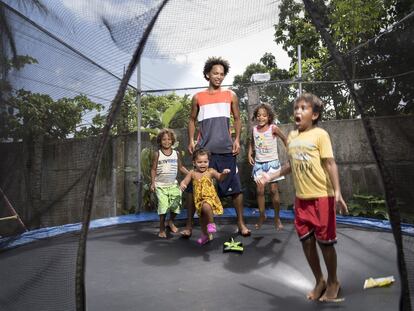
[294,197,337,244]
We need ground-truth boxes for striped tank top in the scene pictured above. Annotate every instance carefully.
[195,89,233,154]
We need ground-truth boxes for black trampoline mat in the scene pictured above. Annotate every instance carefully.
[85,221,400,311]
[0,220,403,311]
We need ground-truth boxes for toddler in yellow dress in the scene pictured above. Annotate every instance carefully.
[180,148,230,245]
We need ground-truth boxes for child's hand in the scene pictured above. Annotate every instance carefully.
[222,168,231,174]
[248,155,255,166]
[232,140,240,156]
[335,193,349,215]
[255,172,270,185]
[179,181,187,191]
[150,183,155,192]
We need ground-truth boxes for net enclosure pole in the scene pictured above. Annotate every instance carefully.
[298,45,302,95]
[136,61,142,212]
[75,1,170,310]
[302,1,411,310]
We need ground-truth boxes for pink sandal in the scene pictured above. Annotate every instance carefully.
[197,234,210,245]
[207,223,217,234]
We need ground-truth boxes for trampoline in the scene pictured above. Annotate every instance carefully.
[1,1,414,311]
[1,211,411,311]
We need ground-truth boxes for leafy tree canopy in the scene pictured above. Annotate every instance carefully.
[234,0,414,122]
[1,90,104,140]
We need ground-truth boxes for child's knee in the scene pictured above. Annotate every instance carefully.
[256,185,265,196]
[318,241,336,250]
[269,186,279,198]
[271,192,280,203]
[201,202,211,212]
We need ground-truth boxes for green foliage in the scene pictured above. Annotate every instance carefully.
[235,0,414,121]
[347,194,389,220]
[275,0,321,62]
[75,113,106,138]
[1,90,104,140]
[1,55,38,72]
[75,89,192,139]
[109,89,191,138]
[2,77,192,142]
[139,147,158,211]
[141,93,191,130]
[0,54,105,141]
[330,0,388,51]
[161,100,185,129]
[1,55,38,101]
[111,88,138,135]
[348,193,414,223]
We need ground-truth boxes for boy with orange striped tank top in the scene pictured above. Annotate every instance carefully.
[248,103,287,230]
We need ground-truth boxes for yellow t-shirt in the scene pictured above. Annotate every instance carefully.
[287,127,334,199]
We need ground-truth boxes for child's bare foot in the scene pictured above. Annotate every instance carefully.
[306,280,326,300]
[319,281,341,302]
[238,223,251,237]
[255,213,267,229]
[158,231,167,238]
[274,218,284,231]
[167,220,178,233]
[180,228,192,238]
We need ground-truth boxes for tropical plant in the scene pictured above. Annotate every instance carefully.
[347,194,389,220]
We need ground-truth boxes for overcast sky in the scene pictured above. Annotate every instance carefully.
[53,0,291,94]
[6,0,292,101]
[140,27,291,93]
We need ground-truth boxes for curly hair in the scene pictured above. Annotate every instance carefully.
[294,93,324,124]
[252,103,275,125]
[156,128,176,147]
[203,57,230,81]
[192,148,211,162]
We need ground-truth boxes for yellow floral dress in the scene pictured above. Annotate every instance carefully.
[193,169,223,216]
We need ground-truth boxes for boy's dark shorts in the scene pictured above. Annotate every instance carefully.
[185,153,242,197]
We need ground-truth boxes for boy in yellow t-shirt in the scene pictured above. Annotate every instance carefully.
[257,93,348,302]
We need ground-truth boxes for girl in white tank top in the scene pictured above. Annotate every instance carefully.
[248,103,287,231]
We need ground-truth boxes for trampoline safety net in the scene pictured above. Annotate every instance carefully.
[0,0,413,310]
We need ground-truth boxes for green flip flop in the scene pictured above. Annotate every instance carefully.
[223,237,244,253]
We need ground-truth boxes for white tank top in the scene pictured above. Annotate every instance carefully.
[155,150,178,187]
[253,125,279,162]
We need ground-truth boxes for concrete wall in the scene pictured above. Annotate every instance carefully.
[276,116,414,213]
[1,115,413,228]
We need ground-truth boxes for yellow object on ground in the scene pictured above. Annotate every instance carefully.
[363,276,395,289]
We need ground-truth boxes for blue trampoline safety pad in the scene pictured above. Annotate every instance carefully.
[1,207,413,249]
